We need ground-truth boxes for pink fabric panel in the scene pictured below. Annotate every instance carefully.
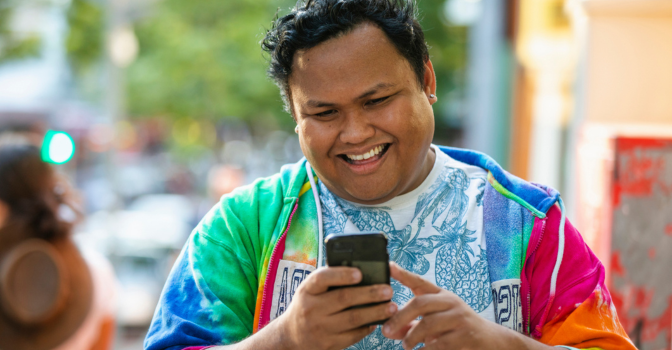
[257,230,288,330]
[257,201,299,331]
[525,204,608,338]
[520,216,545,335]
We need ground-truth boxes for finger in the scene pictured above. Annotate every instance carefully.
[402,311,458,350]
[382,293,453,337]
[328,302,398,332]
[390,262,441,295]
[323,284,393,314]
[334,325,377,349]
[420,333,454,350]
[383,319,418,340]
[301,266,362,295]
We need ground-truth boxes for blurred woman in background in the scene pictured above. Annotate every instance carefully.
[0,134,116,350]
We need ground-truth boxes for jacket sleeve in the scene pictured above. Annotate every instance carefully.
[143,219,259,349]
[144,177,286,350]
[526,205,636,350]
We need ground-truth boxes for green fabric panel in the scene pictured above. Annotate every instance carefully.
[189,173,289,336]
[521,209,535,267]
[179,160,309,342]
[190,231,258,340]
[283,186,320,265]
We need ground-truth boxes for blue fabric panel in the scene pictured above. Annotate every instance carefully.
[483,182,525,282]
[144,247,222,350]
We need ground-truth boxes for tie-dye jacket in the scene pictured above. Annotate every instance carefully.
[144,147,635,350]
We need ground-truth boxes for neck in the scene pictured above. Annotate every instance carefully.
[398,146,436,197]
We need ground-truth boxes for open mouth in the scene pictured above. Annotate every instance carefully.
[338,143,391,165]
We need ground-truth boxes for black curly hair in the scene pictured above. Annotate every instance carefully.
[261,0,429,113]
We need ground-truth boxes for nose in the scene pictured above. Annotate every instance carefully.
[339,111,375,145]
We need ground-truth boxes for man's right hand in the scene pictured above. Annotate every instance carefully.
[275,266,397,350]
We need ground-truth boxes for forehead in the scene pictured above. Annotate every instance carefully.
[288,23,414,105]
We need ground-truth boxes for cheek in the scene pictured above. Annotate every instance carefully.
[378,100,432,142]
[406,101,434,138]
[299,122,337,157]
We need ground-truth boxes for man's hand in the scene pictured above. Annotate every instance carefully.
[275,266,397,350]
[382,262,554,350]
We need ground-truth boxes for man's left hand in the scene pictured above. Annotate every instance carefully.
[382,262,553,350]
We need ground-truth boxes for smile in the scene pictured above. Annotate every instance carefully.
[346,144,385,161]
[338,143,391,165]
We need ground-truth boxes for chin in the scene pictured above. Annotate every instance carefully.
[344,183,396,204]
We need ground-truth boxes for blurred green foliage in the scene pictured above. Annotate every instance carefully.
[0,0,467,131]
[54,0,467,132]
[65,0,103,73]
[416,0,469,132]
[126,0,468,130]
[0,0,42,63]
[127,0,296,128]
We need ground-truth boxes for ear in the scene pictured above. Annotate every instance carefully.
[423,59,437,105]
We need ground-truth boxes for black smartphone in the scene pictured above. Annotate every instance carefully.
[325,232,391,324]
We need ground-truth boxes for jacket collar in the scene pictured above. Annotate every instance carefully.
[438,146,559,217]
[280,146,560,217]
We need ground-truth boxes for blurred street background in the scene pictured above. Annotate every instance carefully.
[1,0,671,349]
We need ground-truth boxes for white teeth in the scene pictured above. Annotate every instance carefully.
[346,145,385,161]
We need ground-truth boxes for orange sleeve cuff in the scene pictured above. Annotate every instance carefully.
[538,288,636,350]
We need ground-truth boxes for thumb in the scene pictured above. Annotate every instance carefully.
[390,262,441,296]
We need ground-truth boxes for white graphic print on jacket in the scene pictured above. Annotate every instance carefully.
[319,148,494,350]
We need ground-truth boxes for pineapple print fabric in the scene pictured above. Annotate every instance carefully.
[319,145,495,350]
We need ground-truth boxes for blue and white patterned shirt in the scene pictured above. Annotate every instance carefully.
[319,145,494,349]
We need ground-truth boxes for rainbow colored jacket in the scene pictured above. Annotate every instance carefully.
[144,147,634,350]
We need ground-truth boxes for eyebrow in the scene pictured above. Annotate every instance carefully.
[305,82,397,108]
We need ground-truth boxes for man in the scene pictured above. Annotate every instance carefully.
[144,1,635,349]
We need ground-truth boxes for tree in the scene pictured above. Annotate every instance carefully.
[126,0,468,131]
[0,0,42,64]
[56,0,468,135]
[65,0,104,74]
[415,0,469,135]
[126,0,297,129]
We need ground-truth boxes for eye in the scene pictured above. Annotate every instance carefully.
[315,109,337,117]
[367,96,389,105]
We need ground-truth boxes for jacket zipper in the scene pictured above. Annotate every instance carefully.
[527,218,546,336]
[258,200,299,330]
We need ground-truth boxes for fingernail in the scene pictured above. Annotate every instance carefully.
[352,270,361,281]
[383,324,390,335]
[381,287,392,298]
[387,303,397,314]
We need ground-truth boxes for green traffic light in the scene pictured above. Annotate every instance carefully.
[42,130,75,164]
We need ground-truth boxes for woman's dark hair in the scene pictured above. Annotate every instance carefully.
[262,0,429,113]
[0,136,73,242]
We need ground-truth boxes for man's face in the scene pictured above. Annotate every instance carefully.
[289,22,436,204]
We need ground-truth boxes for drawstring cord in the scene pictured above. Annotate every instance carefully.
[305,162,325,267]
[550,197,566,298]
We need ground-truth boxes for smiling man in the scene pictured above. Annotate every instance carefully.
[144,1,635,350]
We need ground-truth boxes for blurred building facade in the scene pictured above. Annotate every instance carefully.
[507,0,672,348]
[569,1,672,348]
